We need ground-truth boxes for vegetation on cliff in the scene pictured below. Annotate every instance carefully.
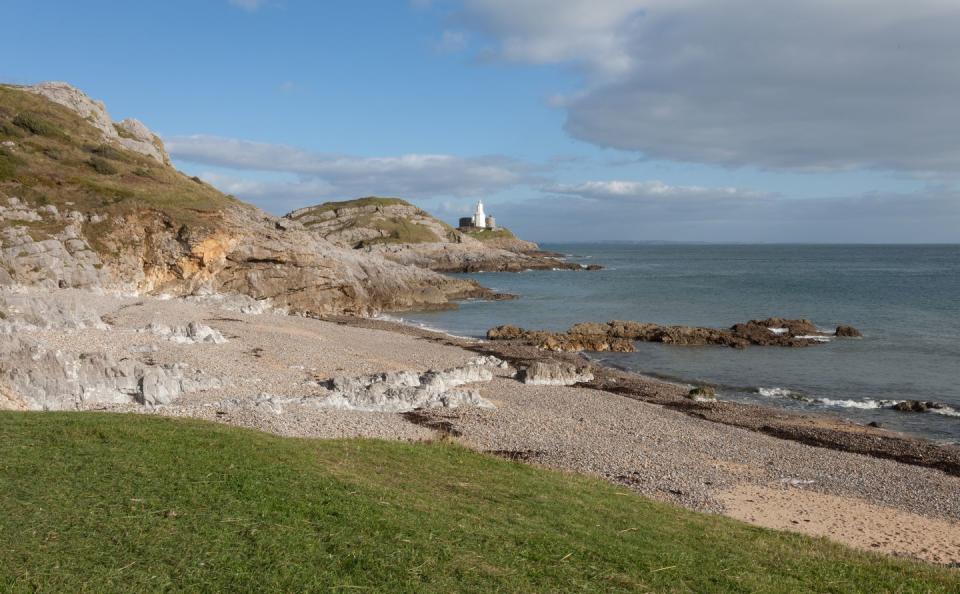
[288,196,458,247]
[460,226,517,241]
[0,84,240,243]
[2,412,956,593]
[0,83,491,313]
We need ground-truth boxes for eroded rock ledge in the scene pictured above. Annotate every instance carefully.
[487,318,862,352]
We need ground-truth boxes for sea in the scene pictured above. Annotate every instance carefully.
[397,244,960,444]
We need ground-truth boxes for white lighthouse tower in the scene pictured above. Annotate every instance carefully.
[472,200,487,229]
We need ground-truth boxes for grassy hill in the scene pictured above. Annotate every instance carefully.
[0,84,241,243]
[288,196,459,247]
[1,412,956,593]
[460,227,517,241]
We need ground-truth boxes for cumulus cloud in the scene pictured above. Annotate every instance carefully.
[451,0,960,173]
[165,135,536,204]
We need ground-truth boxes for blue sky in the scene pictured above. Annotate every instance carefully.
[3,0,959,242]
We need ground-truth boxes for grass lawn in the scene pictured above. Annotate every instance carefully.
[1,413,956,593]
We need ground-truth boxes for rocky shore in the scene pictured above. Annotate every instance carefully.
[486,317,861,352]
[4,81,959,567]
[286,197,597,273]
[2,287,959,565]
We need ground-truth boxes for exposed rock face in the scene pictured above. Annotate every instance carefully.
[0,288,108,332]
[1,198,110,289]
[139,321,227,344]
[26,81,170,164]
[0,335,220,410]
[1,83,498,316]
[286,197,591,273]
[519,361,594,386]
[489,318,861,352]
[318,364,496,412]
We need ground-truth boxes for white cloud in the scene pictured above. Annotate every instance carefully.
[450,0,960,173]
[165,135,536,204]
[436,30,469,53]
[544,180,768,201]
[229,0,265,11]
[499,184,960,243]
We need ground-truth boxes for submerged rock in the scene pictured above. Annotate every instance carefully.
[835,325,863,337]
[892,400,946,413]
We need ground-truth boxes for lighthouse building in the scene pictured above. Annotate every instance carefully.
[458,200,497,230]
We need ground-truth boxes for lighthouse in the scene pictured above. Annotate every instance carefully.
[458,200,497,230]
[472,200,487,229]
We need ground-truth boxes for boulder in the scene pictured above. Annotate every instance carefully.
[687,386,717,401]
[835,325,863,337]
[318,364,496,413]
[519,361,594,386]
[892,400,945,413]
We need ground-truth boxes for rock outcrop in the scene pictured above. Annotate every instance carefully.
[0,335,220,410]
[488,318,861,352]
[317,364,497,412]
[26,81,170,165]
[1,83,499,315]
[139,321,227,344]
[286,197,592,273]
[519,361,594,386]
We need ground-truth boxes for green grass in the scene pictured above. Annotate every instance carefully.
[1,413,956,593]
[0,85,244,236]
[292,196,411,216]
[292,196,460,245]
[462,226,517,241]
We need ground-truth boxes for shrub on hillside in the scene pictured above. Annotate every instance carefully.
[88,156,118,175]
[12,112,62,137]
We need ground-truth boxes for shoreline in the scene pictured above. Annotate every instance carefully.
[327,314,960,478]
[3,288,959,566]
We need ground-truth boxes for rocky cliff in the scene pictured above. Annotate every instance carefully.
[286,197,589,272]
[0,82,494,315]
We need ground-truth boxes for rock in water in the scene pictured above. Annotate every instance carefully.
[687,386,717,401]
[835,325,863,337]
[488,318,862,352]
[519,361,594,386]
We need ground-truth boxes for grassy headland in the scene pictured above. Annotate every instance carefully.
[1,412,956,593]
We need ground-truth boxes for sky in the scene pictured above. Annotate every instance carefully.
[3,0,960,243]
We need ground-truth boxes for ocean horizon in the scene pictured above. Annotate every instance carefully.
[402,242,960,444]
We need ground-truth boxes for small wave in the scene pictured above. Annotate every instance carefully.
[796,335,831,343]
[373,315,478,341]
[930,406,960,418]
[757,386,793,398]
[811,397,895,410]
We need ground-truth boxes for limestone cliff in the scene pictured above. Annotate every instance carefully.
[286,197,587,272]
[0,83,493,315]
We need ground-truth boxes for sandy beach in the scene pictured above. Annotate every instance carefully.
[5,289,960,566]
